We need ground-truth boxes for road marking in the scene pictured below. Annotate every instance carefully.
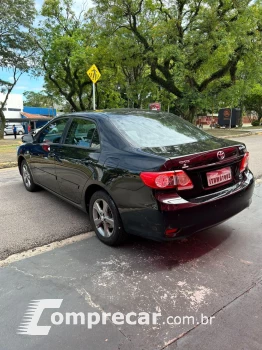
[0,232,95,267]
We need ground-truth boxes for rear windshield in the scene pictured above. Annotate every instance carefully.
[110,112,210,148]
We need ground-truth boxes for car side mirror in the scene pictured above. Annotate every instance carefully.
[22,134,34,143]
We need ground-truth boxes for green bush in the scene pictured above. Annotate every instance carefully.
[251,120,260,126]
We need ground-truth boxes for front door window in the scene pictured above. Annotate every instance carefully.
[38,118,69,144]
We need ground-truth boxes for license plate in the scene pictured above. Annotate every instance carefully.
[206,167,232,187]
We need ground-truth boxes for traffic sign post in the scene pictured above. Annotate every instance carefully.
[92,82,95,111]
[87,64,101,110]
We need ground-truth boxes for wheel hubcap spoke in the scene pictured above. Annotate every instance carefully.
[102,200,109,215]
[94,201,103,216]
[102,220,110,237]
[104,217,114,228]
[94,217,102,226]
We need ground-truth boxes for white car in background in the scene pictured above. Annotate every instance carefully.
[4,124,24,135]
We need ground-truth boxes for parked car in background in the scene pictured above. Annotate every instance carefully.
[17,109,254,246]
[4,124,24,135]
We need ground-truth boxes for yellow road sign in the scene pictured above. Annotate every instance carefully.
[87,64,101,83]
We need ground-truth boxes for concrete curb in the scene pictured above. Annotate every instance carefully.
[218,132,252,139]
[207,130,262,139]
[0,162,17,169]
[0,232,95,267]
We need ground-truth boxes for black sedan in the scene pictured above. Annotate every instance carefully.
[17,109,254,245]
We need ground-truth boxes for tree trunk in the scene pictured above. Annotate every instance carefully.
[188,105,197,124]
[0,109,6,140]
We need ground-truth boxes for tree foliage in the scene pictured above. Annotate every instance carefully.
[92,0,262,120]
[33,0,128,111]
[243,84,262,121]
[23,90,63,108]
[0,0,36,138]
[3,0,262,128]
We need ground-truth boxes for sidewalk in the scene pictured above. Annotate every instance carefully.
[204,125,262,138]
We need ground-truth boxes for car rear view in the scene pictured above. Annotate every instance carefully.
[109,111,254,241]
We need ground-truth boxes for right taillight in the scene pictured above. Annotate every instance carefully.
[240,152,249,173]
[140,170,194,190]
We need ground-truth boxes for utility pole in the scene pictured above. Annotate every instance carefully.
[229,107,232,129]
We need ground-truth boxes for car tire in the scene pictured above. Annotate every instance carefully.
[89,190,127,246]
[21,160,39,192]
[18,131,23,135]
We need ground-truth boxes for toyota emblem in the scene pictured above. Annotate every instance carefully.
[217,150,225,160]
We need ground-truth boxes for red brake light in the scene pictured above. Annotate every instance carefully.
[140,170,193,190]
[176,170,194,190]
[41,144,50,152]
[240,152,249,173]
[165,228,179,237]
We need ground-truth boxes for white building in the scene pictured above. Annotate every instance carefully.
[0,93,23,119]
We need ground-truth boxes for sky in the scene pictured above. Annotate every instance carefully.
[1,0,93,99]
[1,70,45,96]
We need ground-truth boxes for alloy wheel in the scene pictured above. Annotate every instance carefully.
[22,164,31,188]
[92,199,114,237]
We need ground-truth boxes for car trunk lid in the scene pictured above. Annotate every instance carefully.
[141,139,246,199]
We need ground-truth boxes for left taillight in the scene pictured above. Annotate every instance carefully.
[140,170,194,190]
[240,152,249,173]
[41,144,50,152]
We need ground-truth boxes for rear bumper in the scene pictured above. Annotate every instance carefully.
[120,170,254,241]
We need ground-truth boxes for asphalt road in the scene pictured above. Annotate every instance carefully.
[4,134,23,140]
[0,167,91,260]
[231,134,262,179]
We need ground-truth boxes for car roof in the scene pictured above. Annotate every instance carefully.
[67,109,170,120]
